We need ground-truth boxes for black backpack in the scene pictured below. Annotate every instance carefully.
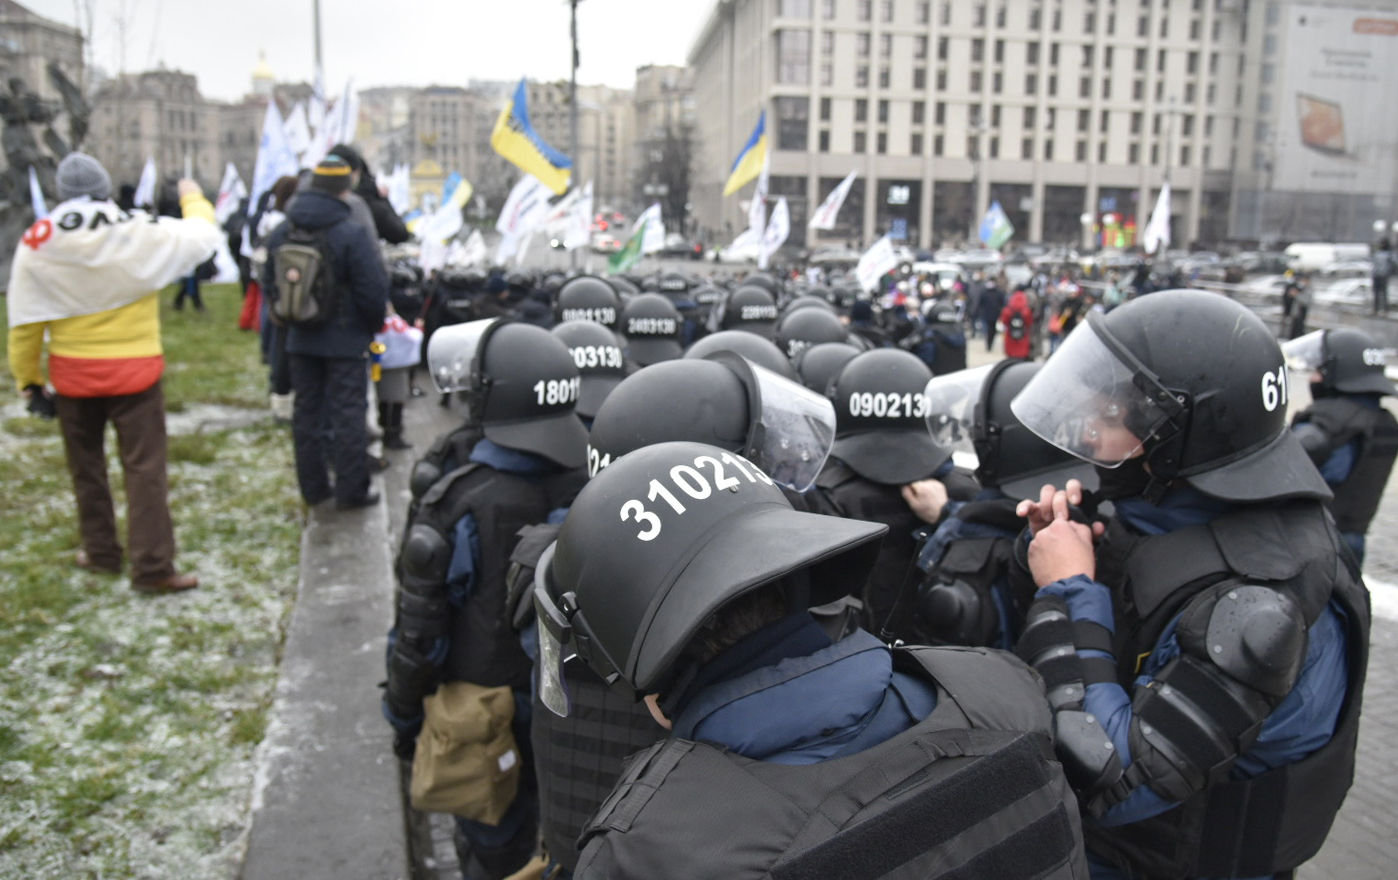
[269,224,338,326]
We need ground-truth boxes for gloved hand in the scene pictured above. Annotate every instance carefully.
[23,384,54,419]
[392,729,417,761]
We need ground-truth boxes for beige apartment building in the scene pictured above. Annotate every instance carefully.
[690,0,1398,250]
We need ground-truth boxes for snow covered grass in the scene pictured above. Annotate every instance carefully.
[0,284,303,878]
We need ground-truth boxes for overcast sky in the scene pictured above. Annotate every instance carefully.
[23,0,716,101]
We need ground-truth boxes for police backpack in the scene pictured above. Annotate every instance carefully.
[269,225,338,326]
[1007,310,1028,341]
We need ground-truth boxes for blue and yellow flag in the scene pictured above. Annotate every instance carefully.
[491,79,572,195]
[723,111,767,197]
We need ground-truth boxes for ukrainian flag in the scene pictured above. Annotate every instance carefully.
[491,79,572,195]
[723,111,767,197]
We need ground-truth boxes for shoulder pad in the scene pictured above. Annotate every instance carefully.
[419,462,485,507]
[1202,585,1308,697]
[409,460,443,499]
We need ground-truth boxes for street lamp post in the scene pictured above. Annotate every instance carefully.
[1080,212,1095,254]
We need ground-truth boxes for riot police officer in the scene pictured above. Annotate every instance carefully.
[384,318,589,880]
[792,340,861,395]
[684,328,798,379]
[619,292,684,368]
[533,441,1087,880]
[809,348,980,634]
[1008,290,1368,880]
[1286,328,1398,564]
[910,360,1097,648]
[549,319,627,427]
[711,284,779,338]
[772,304,851,362]
[555,275,622,332]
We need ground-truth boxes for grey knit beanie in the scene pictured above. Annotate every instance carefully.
[56,152,112,201]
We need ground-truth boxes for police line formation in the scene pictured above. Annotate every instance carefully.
[371,254,1393,880]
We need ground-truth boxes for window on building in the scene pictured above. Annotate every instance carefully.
[1076,141,1088,161]
[913,101,925,123]
[1134,47,1146,71]
[879,66,891,87]
[1151,144,1160,165]
[1138,15,1148,36]
[1180,145,1191,166]
[1098,141,1107,162]
[819,129,831,151]
[935,102,946,124]
[1206,83,1215,104]
[1129,143,1140,164]
[881,0,893,22]
[1189,17,1201,39]
[1107,12,1115,33]
[1131,111,1142,134]
[914,67,927,88]
[1155,80,1164,100]
[1027,42,1040,64]
[877,131,888,153]
[1023,106,1036,127]
[1052,8,1061,29]
[970,70,982,90]
[1077,109,1090,132]
[1022,137,1034,158]
[855,98,868,122]
[972,38,984,62]
[991,105,1002,126]
[916,1,929,23]
[1102,78,1111,99]
[990,136,999,158]
[775,96,810,150]
[1159,14,1168,37]
[820,97,832,121]
[1100,110,1110,133]
[912,132,924,154]
[858,65,871,87]
[939,1,950,25]
[915,35,928,58]
[858,0,871,20]
[974,4,986,26]
[1079,76,1090,98]
[858,32,870,56]
[880,33,892,57]
[934,133,944,155]
[821,62,834,85]
[1025,72,1037,93]
[878,99,889,123]
[995,39,1004,62]
[776,29,812,84]
[778,0,812,17]
[1085,11,1095,30]
[1083,45,1095,68]
[1182,114,1194,136]
[993,71,1003,92]
[822,31,834,53]
[855,130,867,152]
[1184,82,1195,102]
[1050,42,1059,66]
[1030,6,1041,28]
[968,134,980,158]
[1204,116,1214,136]
[1187,51,1198,74]
[1133,79,1144,100]
[1044,138,1054,160]
[823,0,836,18]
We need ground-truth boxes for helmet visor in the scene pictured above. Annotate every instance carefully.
[1281,330,1327,373]
[532,545,573,717]
[923,363,996,454]
[712,354,836,493]
[426,319,497,393]
[1009,321,1177,468]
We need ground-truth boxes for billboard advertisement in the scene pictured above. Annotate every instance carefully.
[1273,5,1398,195]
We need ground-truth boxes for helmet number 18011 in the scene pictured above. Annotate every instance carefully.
[619,452,773,541]
[1261,366,1288,412]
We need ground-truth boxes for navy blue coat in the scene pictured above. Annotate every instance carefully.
[265,190,389,359]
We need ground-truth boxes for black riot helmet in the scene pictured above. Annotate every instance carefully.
[550,319,628,420]
[829,348,950,485]
[609,275,642,298]
[426,318,587,468]
[587,353,837,492]
[792,341,862,395]
[720,286,779,338]
[1011,289,1331,502]
[923,361,1097,501]
[684,329,797,379]
[743,272,779,296]
[555,275,622,329]
[532,441,887,714]
[782,295,839,317]
[657,271,691,297]
[773,306,850,360]
[1284,328,1397,397]
[620,293,684,366]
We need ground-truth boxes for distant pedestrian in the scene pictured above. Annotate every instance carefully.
[1285,272,1312,340]
[1372,239,1392,314]
[6,153,221,593]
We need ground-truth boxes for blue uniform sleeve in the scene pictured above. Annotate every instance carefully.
[446,513,482,606]
[1319,439,1358,485]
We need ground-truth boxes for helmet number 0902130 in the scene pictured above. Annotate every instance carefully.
[1261,367,1288,413]
[619,452,773,541]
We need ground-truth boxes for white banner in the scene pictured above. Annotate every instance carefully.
[283,102,312,159]
[28,165,46,219]
[565,181,594,250]
[634,202,665,254]
[250,102,298,210]
[214,162,247,224]
[133,156,157,210]
[855,235,898,292]
[809,170,857,230]
[759,196,790,270]
[495,174,551,239]
[386,163,411,215]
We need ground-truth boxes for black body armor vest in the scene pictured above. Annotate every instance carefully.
[1296,396,1398,534]
[813,461,979,634]
[575,646,1087,880]
[412,463,585,689]
[1088,500,1370,879]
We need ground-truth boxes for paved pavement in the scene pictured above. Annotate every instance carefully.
[254,311,1398,879]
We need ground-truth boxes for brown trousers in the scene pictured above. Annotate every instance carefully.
[55,381,177,582]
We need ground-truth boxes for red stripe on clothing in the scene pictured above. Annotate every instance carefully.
[49,354,164,398]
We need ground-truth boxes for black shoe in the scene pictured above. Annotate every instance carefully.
[335,491,380,510]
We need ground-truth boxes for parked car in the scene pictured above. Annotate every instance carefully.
[590,232,622,254]
[658,233,705,261]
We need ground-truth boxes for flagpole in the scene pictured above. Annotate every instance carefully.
[313,0,323,80]
[569,0,582,270]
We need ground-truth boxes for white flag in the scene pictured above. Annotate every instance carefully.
[309,66,327,133]
[250,102,298,211]
[856,235,898,292]
[386,163,411,215]
[459,228,488,267]
[133,157,157,210]
[1143,183,1171,255]
[214,162,247,224]
[565,181,594,250]
[634,202,665,254]
[495,175,552,262]
[759,196,790,270]
[333,80,360,146]
[283,102,312,158]
[809,170,857,230]
[725,224,763,262]
[28,166,46,219]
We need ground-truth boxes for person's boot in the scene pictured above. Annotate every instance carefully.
[384,403,411,450]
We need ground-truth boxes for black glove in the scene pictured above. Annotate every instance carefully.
[392,729,417,761]
[24,384,54,419]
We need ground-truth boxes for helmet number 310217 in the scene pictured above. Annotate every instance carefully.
[619,452,773,541]
[1261,366,1288,412]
